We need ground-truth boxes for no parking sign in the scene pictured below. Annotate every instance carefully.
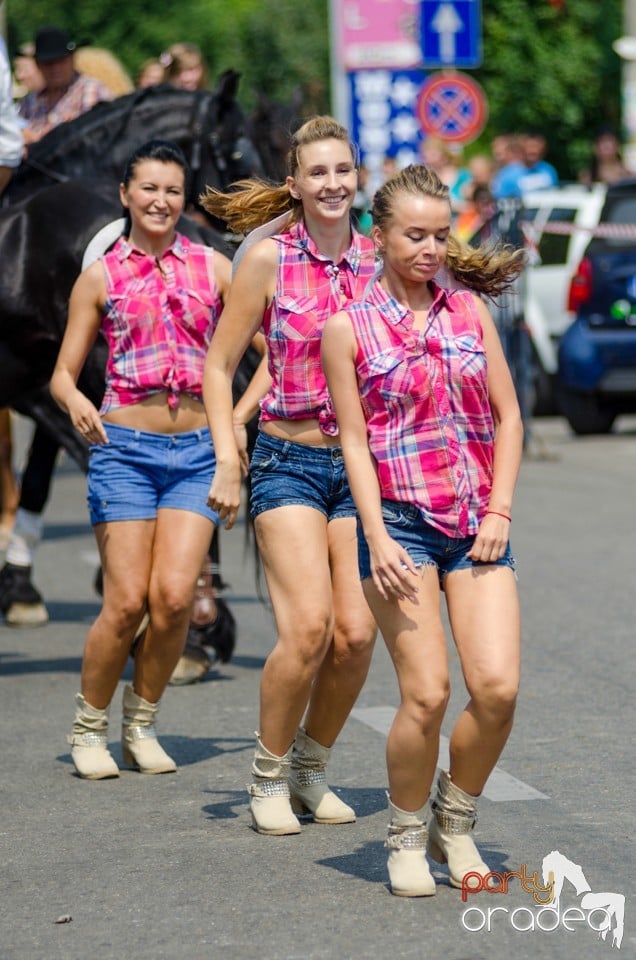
[416,71,488,144]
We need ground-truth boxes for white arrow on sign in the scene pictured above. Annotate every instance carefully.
[431,2,463,64]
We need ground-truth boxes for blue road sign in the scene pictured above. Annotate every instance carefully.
[348,69,425,193]
[420,0,482,69]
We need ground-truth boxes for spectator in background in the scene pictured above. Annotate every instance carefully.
[18,25,114,147]
[579,128,633,185]
[161,42,209,91]
[12,42,44,99]
[490,136,527,200]
[420,136,469,212]
[453,183,497,242]
[0,27,22,193]
[136,58,165,89]
[517,130,559,193]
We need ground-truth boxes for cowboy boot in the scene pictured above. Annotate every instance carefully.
[427,769,491,888]
[67,692,119,780]
[121,683,176,774]
[386,794,436,897]
[289,728,356,823]
[248,733,301,836]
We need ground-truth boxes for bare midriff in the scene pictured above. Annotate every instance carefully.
[102,392,208,434]
[261,418,340,447]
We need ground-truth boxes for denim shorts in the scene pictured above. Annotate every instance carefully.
[249,431,356,521]
[357,498,516,584]
[87,422,219,526]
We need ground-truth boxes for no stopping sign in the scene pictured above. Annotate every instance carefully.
[416,71,488,144]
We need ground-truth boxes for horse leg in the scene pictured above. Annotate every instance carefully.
[0,424,59,626]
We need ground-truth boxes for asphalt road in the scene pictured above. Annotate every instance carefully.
[1,415,634,960]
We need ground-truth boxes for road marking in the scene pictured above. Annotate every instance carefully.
[352,705,549,802]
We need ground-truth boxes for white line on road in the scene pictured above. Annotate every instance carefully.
[352,705,549,802]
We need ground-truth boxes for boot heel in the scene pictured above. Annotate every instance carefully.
[121,744,135,768]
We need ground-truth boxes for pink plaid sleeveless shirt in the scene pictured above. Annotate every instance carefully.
[260,220,377,436]
[100,234,222,413]
[345,279,495,538]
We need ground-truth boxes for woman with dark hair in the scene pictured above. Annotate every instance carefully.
[322,164,524,896]
[51,139,232,780]
[201,116,378,836]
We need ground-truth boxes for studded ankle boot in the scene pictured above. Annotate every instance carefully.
[386,794,436,897]
[289,728,356,823]
[248,733,301,835]
[121,683,176,774]
[68,692,119,780]
[427,769,491,888]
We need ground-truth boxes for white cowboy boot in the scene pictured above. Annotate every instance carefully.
[427,769,491,888]
[68,692,119,780]
[248,733,301,836]
[386,794,436,897]
[289,728,355,823]
[121,684,176,774]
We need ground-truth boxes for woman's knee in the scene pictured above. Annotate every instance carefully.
[469,673,519,721]
[102,586,147,633]
[403,680,450,729]
[276,609,333,670]
[333,615,377,662]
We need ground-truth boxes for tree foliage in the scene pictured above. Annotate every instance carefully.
[6,0,625,179]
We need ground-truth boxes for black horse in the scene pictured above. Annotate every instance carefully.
[0,78,262,667]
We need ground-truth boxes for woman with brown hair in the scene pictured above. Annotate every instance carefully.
[201,116,378,835]
[323,164,524,895]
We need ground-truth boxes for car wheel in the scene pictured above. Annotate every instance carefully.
[556,386,616,435]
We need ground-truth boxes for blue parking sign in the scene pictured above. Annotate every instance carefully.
[420,0,482,69]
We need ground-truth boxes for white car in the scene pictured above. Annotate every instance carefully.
[520,183,607,410]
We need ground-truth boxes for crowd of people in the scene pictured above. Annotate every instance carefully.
[0,15,629,898]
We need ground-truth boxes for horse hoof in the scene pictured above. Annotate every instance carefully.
[0,563,49,626]
[5,601,49,627]
[168,638,212,686]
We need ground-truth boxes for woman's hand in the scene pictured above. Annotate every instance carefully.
[207,460,243,530]
[367,532,419,603]
[67,393,108,445]
[467,512,510,563]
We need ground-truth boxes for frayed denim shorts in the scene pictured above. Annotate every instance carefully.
[357,498,516,585]
[87,422,219,526]
[249,431,356,521]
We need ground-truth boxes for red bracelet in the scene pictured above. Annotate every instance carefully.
[486,510,511,522]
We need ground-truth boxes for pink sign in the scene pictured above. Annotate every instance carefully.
[338,0,423,70]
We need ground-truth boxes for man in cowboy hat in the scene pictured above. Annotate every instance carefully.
[18,25,113,147]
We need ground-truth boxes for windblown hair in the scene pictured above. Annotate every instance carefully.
[74,47,134,97]
[200,115,357,234]
[372,164,525,297]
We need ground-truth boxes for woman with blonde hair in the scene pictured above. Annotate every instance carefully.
[322,163,524,896]
[201,116,378,835]
[161,43,209,92]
